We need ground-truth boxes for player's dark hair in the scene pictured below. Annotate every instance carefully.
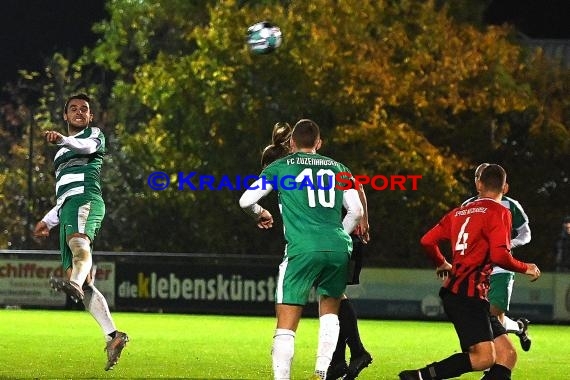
[261,122,292,168]
[292,119,320,149]
[64,93,91,113]
[479,164,506,192]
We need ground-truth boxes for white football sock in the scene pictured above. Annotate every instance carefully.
[83,284,117,341]
[68,237,92,287]
[272,328,295,380]
[504,315,521,333]
[315,313,340,377]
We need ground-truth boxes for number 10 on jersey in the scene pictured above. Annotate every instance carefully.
[296,168,336,208]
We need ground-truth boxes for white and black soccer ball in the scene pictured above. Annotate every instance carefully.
[246,21,282,54]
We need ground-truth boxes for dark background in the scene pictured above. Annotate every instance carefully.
[0,0,106,84]
[0,0,568,84]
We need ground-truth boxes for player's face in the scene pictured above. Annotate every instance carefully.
[64,99,93,129]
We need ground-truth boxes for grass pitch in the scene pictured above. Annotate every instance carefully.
[0,309,568,379]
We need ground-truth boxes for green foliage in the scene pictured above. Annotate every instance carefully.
[0,53,105,249]
[1,1,568,268]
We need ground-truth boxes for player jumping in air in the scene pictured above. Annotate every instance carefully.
[34,93,128,371]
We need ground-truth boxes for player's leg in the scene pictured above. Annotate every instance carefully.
[273,254,314,379]
[273,304,302,380]
[70,198,105,287]
[82,272,129,371]
[513,317,531,351]
[488,272,513,324]
[399,289,492,380]
[343,239,372,379]
[50,198,104,301]
[503,315,521,333]
[316,296,342,380]
[342,299,372,379]
[489,272,531,351]
[313,251,349,379]
[50,223,75,296]
[328,240,371,379]
[481,316,516,380]
[327,294,349,380]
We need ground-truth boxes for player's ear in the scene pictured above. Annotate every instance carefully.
[475,178,483,193]
[315,138,322,151]
[502,182,509,195]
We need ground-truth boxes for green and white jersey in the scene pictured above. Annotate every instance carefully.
[500,196,529,232]
[463,194,530,274]
[54,127,105,208]
[261,152,353,256]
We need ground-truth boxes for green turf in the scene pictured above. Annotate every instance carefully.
[0,309,568,379]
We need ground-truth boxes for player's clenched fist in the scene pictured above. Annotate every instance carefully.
[33,221,50,238]
[257,209,274,229]
[525,263,541,282]
[44,130,64,144]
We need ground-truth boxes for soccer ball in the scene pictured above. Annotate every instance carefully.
[246,21,282,54]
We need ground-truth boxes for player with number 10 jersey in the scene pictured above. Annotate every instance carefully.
[261,152,353,256]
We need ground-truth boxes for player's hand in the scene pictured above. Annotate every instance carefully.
[256,209,273,229]
[33,221,50,238]
[44,131,64,144]
[525,263,541,282]
[357,219,370,244]
[353,219,370,244]
[436,261,452,281]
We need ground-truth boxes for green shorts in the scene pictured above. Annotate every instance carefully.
[58,196,105,271]
[275,250,349,305]
[488,272,515,312]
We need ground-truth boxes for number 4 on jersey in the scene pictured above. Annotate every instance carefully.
[455,217,470,255]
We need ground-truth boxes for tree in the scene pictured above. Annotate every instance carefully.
[2,0,568,269]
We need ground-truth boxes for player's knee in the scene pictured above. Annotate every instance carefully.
[68,236,91,260]
[495,341,517,368]
[470,344,496,371]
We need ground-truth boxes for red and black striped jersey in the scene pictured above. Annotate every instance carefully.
[420,198,528,300]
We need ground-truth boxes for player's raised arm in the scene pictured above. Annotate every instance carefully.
[45,130,102,154]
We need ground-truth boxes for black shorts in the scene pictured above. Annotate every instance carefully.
[440,288,506,352]
[347,235,364,285]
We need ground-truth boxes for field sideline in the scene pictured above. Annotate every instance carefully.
[0,309,568,379]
